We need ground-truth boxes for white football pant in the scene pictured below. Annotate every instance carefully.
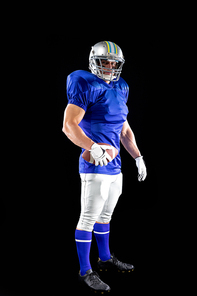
[77,173,123,232]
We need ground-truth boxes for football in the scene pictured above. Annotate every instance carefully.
[82,143,118,164]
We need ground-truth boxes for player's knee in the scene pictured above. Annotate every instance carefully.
[77,216,97,232]
[96,213,111,224]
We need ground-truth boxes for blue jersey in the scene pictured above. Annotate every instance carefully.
[66,70,129,175]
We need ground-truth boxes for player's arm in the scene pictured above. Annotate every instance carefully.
[62,104,94,150]
[120,120,141,159]
[121,120,147,181]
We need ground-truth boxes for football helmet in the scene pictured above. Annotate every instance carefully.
[89,41,125,82]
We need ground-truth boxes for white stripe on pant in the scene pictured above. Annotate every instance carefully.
[77,173,123,232]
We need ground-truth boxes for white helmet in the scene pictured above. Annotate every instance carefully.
[89,41,125,82]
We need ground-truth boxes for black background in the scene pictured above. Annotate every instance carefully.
[0,22,169,295]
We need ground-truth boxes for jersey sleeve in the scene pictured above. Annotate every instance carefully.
[123,80,129,103]
[118,77,129,103]
[125,85,129,103]
[66,72,90,112]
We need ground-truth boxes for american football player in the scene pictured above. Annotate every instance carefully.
[62,41,147,292]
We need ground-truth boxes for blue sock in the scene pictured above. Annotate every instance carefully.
[75,229,92,276]
[93,223,111,261]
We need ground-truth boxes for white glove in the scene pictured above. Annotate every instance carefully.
[135,156,147,181]
[90,143,112,167]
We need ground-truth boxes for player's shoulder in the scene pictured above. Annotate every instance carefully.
[116,76,129,91]
[67,70,97,92]
[68,70,93,81]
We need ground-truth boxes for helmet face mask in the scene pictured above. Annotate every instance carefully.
[89,41,125,82]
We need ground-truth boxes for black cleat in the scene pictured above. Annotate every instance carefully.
[97,254,135,273]
[78,269,111,293]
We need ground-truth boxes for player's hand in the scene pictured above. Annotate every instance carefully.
[135,156,147,181]
[90,143,112,166]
